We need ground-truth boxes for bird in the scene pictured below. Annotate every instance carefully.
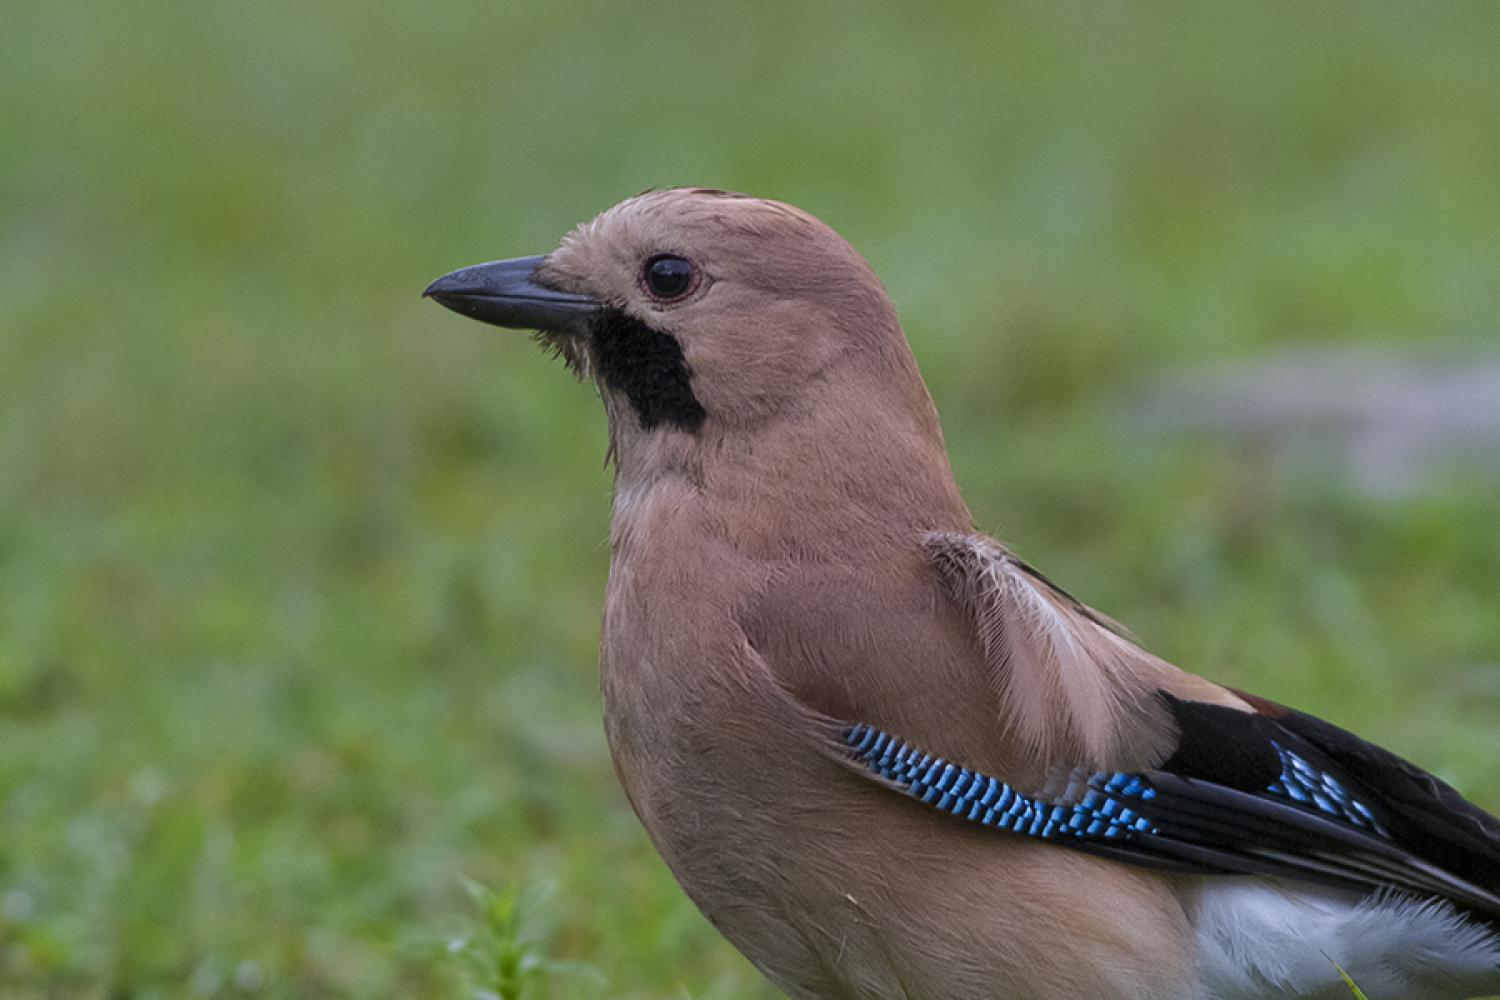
[424,188,1500,1000]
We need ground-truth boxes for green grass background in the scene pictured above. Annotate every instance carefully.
[3,2,1499,997]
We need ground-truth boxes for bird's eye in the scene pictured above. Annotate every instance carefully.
[643,255,697,301]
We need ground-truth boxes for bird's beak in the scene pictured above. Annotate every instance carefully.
[423,255,599,336]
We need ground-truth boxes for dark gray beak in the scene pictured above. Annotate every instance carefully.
[423,255,599,335]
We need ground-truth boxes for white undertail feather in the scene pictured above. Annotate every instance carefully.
[1192,880,1500,999]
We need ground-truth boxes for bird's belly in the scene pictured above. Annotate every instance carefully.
[600,639,1201,999]
[638,776,1204,999]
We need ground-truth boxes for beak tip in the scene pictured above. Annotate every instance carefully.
[421,274,455,301]
[419,256,597,333]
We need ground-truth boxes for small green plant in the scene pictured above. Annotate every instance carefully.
[1331,959,1370,1000]
[448,880,600,1000]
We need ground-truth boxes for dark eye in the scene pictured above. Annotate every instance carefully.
[643,255,697,300]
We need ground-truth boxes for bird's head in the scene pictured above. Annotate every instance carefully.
[425,188,949,491]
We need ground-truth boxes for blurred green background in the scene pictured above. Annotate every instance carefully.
[3,2,1499,997]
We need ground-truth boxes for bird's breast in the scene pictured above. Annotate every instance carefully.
[596,502,1205,1000]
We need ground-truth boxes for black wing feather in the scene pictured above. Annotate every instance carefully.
[1266,698,1500,889]
[1155,693,1500,913]
[840,695,1500,924]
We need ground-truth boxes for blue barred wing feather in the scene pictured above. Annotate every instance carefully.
[841,692,1500,924]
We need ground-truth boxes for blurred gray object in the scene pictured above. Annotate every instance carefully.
[1143,346,1500,496]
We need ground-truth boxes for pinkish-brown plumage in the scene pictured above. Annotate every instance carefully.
[426,188,1500,1000]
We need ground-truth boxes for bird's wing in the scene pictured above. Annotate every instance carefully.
[830,532,1500,923]
[917,530,1240,774]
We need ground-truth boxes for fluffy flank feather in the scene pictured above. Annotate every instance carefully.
[922,532,1176,772]
[1192,881,1500,999]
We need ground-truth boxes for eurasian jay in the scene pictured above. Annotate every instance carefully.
[424,189,1500,1000]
